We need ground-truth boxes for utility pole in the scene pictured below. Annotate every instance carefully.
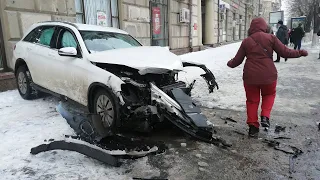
[258,0,261,16]
[312,0,320,47]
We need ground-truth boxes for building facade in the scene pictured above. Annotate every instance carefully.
[0,0,261,71]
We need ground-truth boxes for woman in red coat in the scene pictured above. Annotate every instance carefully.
[227,18,308,137]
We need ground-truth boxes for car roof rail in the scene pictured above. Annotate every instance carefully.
[38,21,77,28]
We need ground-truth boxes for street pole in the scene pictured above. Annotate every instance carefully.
[258,0,261,16]
[218,0,220,43]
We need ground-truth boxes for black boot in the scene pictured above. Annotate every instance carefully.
[248,125,259,137]
[261,116,270,128]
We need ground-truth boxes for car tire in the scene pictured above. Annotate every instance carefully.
[16,65,33,100]
[93,88,120,134]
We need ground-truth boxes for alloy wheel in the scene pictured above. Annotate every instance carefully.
[96,94,115,128]
[18,71,27,95]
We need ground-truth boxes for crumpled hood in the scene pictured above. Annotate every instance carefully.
[248,17,268,35]
[88,46,184,74]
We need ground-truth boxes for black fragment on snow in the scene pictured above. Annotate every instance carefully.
[30,140,120,167]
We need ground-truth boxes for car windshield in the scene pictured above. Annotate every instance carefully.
[80,31,141,53]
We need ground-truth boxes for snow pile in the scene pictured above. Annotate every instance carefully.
[179,42,319,113]
[179,42,246,111]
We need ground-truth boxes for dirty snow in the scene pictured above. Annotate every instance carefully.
[1,41,319,179]
[0,91,159,180]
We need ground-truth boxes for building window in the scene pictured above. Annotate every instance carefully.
[75,0,85,23]
[81,0,119,28]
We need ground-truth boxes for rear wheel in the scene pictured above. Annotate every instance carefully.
[16,65,33,100]
[93,89,119,134]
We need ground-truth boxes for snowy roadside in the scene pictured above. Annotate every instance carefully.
[0,91,160,180]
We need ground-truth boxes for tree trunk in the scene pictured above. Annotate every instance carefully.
[305,14,313,32]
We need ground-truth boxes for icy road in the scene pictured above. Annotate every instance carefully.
[1,42,320,180]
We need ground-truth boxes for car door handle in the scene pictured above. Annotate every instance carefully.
[27,47,32,50]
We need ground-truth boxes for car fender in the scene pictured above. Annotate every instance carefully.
[86,64,125,106]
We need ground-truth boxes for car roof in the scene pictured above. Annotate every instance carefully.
[34,21,129,35]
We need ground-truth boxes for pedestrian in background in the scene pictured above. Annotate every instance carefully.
[289,29,294,46]
[292,23,305,50]
[317,30,320,59]
[227,18,308,137]
[275,20,289,62]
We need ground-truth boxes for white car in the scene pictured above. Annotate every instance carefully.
[13,21,218,140]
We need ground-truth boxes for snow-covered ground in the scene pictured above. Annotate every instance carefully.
[1,42,319,179]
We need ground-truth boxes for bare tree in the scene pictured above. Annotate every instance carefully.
[287,0,320,46]
[287,0,314,32]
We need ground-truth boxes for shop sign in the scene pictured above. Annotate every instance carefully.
[152,7,161,35]
[194,23,197,30]
[97,11,107,26]
[231,3,239,9]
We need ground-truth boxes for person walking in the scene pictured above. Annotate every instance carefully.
[275,20,289,62]
[227,18,308,137]
[292,23,305,50]
[289,29,294,46]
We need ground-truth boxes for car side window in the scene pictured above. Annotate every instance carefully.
[38,26,55,46]
[60,30,78,48]
[23,28,41,43]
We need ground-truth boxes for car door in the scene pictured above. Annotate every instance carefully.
[27,26,63,93]
[21,27,44,85]
[53,27,89,105]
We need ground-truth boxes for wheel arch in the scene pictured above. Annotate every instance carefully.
[14,58,27,75]
[87,82,122,127]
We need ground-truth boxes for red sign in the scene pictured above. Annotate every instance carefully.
[152,7,161,35]
[231,3,239,9]
[194,23,197,30]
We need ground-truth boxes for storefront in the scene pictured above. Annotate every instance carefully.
[150,0,168,47]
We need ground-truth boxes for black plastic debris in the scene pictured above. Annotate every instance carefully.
[220,117,237,123]
[30,140,121,167]
[273,136,291,140]
[275,125,286,133]
[317,122,320,131]
[133,178,168,180]
[263,139,303,156]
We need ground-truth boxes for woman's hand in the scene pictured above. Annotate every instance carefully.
[299,50,308,57]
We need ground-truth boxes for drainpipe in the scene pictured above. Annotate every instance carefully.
[218,0,220,43]
[189,0,193,51]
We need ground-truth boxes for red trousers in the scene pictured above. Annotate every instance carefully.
[244,81,277,128]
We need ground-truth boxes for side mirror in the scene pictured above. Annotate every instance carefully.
[58,47,77,57]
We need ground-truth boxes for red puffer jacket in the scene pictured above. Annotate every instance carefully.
[227,18,305,85]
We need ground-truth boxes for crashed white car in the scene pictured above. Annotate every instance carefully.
[13,21,218,141]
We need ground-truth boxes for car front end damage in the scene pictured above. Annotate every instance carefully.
[95,61,219,142]
[31,61,223,166]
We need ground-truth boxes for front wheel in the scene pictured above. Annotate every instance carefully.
[93,88,120,134]
[16,65,33,100]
